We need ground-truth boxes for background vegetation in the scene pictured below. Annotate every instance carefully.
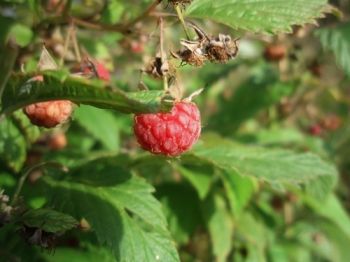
[1,0,350,261]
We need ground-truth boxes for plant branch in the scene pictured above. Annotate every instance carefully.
[11,161,68,206]
[59,25,74,67]
[125,0,163,28]
[0,44,18,106]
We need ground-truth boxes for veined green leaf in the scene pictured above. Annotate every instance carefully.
[316,22,350,77]
[20,208,78,233]
[202,193,233,262]
[1,71,173,116]
[186,0,329,34]
[186,133,337,184]
[0,117,26,172]
[42,159,179,262]
[156,183,203,245]
[74,105,120,151]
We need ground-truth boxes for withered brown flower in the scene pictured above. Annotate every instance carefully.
[206,34,239,63]
[172,23,239,66]
[143,54,170,78]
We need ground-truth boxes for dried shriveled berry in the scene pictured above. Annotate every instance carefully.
[172,49,206,67]
[134,102,201,156]
[144,56,169,78]
[168,0,192,6]
[173,24,239,66]
[206,35,239,63]
[20,226,57,251]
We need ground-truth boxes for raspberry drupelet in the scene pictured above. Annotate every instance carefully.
[133,101,201,156]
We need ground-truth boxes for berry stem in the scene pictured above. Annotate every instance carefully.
[71,24,82,62]
[59,25,74,67]
[159,17,168,91]
[175,5,190,40]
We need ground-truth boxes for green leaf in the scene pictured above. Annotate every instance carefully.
[186,133,337,185]
[319,221,350,262]
[209,65,296,134]
[316,22,350,77]
[0,117,26,172]
[175,163,212,200]
[221,171,257,216]
[0,44,18,103]
[101,0,124,24]
[8,24,33,47]
[20,208,78,233]
[235,212,269,261]
[156,183,203,245]
[42,159,179,262]
[11,110,41,144]
[74,105,120,151]
[304,194,350,237]
[1,71,173,116]
[42,246,115,262]
[202,193,233,262]
[186,0,328,34]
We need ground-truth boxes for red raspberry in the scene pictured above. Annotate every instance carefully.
[133,101,201,156]
[95,62,111,82]
[308,124,323,136]
[81,60,110,82]
[23,76,73,128]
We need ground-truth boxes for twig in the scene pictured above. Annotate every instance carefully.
[0,45,18,106]
[71,24,82,62]
[71,17,126,32]
[125,0,163,28]
[11,162,68,206]
[59,24,74,67]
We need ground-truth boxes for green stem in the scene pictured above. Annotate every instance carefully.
[175,5,190,39]
[0,45,18,105]
[11,162,68,206]
[159,18,168,91]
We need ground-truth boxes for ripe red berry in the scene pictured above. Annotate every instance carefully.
[23,76,73,128]
[80,60,111,82]
[134,101,201,156]
[130,41,144,54]
[308,124,323,136]
[95,62,111,82]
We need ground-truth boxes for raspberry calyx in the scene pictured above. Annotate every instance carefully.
[133,101,201,156]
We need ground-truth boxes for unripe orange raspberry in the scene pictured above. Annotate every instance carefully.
[24,100,73,128]
[23,76,73,128]
[48,132,67,150]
